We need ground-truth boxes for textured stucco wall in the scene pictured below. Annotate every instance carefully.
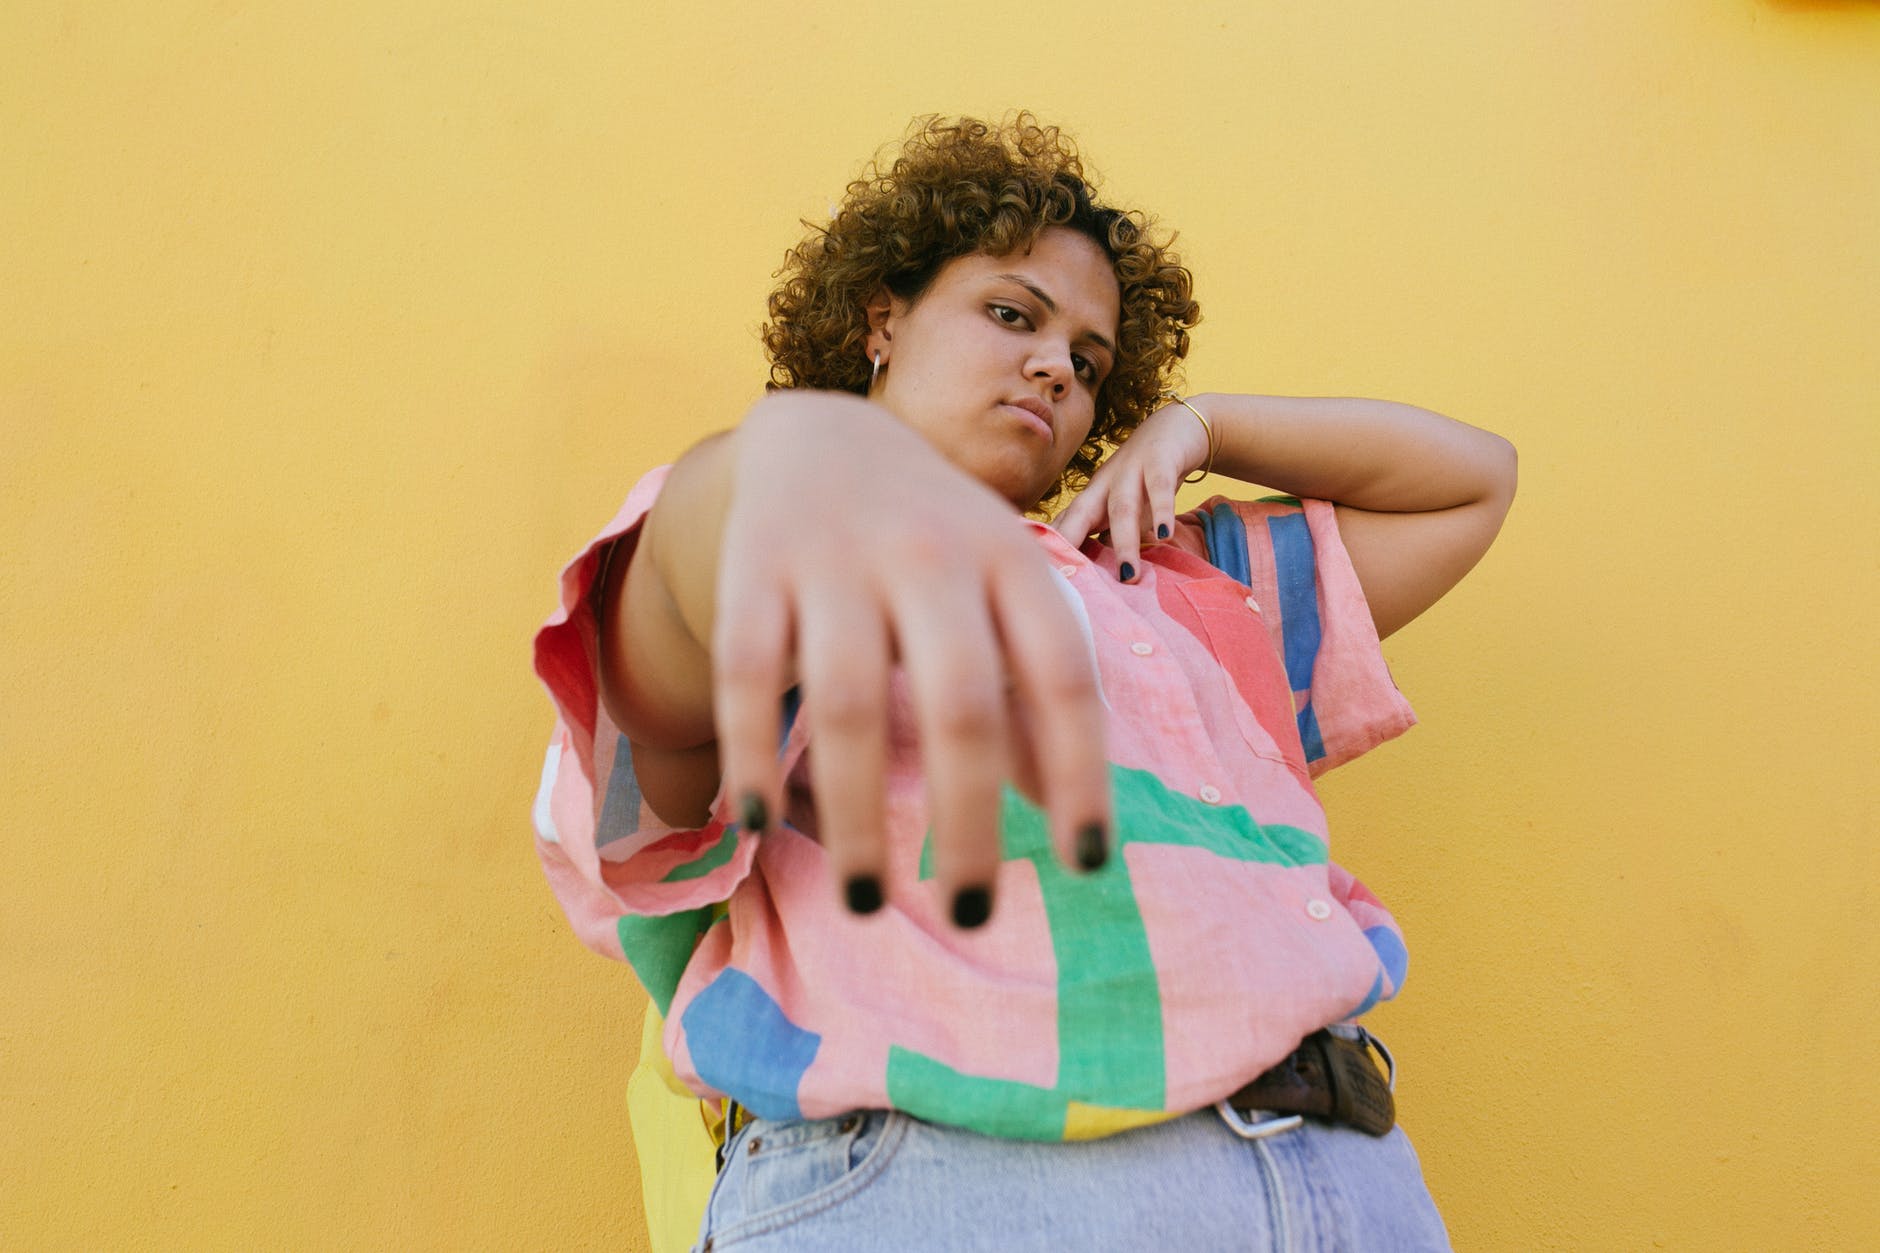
[4,2,1875,1248]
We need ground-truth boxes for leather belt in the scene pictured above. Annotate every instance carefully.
[1219,1029,1396,1139]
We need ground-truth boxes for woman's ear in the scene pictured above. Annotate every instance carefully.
[863,286,894,363]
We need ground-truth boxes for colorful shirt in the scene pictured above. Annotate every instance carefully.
[532,466,1416,1143]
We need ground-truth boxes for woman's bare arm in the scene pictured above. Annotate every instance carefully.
[1194,394,1517,638]
[1051,393,1516,640]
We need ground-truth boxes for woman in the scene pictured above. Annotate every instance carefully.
[533,115,1515,1250]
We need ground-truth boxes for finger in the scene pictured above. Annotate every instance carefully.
[1106,478,1146,582]
[891,581,1011,929]
[1142,460,1181,545]
[795,585,893,915]
[711,564,795,841]
[1049,482,1104,545]
[989,555,1112,874]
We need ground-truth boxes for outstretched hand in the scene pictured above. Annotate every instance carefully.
[712,398,1113,928]
[1048,399,1212,576]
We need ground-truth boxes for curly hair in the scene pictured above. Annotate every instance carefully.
[763,114,1201,510]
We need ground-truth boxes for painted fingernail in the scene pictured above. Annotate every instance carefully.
[951,886,992,929]
[1118,562,1135,583]
[1157,523,1170,540]
[845,875,883,915]
[739,792,768,834]
[1076,822,1109,871]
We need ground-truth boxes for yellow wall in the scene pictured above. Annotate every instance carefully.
[5,2,1875,1248]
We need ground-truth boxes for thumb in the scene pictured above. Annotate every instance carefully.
[1050,490,1101,544]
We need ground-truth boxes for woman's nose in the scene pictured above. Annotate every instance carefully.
[1029,348,1072,394]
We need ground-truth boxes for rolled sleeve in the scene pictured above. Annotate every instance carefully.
[530,466,757,966]
[1194,495,1416,775]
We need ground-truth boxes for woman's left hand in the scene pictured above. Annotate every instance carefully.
[1048,397,1212,580]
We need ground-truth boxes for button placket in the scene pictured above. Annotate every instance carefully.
[1171,576,1308,778]
[1090,571,1238,816]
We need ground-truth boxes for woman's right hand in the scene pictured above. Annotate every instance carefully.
[709,392,1112,926]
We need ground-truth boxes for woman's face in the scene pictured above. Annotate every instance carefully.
[866,227,1122,511]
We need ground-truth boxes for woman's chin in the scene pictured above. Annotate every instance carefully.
[962,452,1061,513]
[996,472,1055,514]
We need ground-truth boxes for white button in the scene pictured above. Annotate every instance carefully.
[1244,595,1261,613]
[1305,899,1333,921]
[1060,565,1078,578]
[1198,785,1221,804]
[1130,641,1154,656]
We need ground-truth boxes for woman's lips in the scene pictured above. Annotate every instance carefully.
[1001,400,1054,439]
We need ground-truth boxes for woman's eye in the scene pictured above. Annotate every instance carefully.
[990,304,1028,327]
[1072,354,1098,383]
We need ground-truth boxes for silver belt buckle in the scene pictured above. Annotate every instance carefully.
[1357,1026,1397,1093]
[1214,1101,1303,1141]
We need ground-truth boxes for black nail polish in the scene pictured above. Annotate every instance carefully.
[739,792,768,834]
[845,875,883,915]
[1157,523,1170,540]
[951,886,992,929]
[1118,562,1135,583]
[1076,822,1109,871]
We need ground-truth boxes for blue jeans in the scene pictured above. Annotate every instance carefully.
[694,1102,1451,1251]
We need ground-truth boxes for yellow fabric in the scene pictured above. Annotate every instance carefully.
[640,1003,697,1100]
[625,1007,717,1253]
[1060,1101,1185,1141]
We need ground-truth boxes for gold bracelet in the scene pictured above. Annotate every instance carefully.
[1159,392,1216,484]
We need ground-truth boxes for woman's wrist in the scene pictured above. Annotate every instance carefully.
[1185,392,1267,490]
[1157,391,1219,483]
